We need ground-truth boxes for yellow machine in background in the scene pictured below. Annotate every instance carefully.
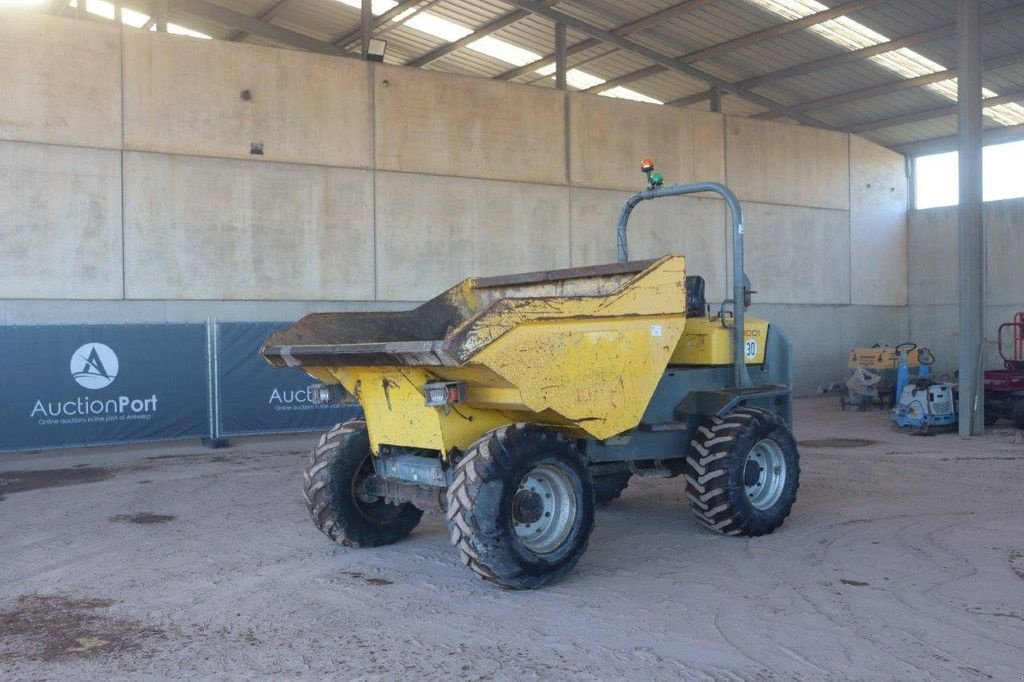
[849,346,920,370]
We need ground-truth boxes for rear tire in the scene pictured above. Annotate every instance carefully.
[446,424,595,589]
[685,408,800,536]
[592,471,631,506]
[303,420,422,548]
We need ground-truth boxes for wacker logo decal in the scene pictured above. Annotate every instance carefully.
[71,343,118,389]
[29,342,159,425]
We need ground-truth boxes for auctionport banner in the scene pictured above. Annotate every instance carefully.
[0,324,210,452]
[215,322,361,437]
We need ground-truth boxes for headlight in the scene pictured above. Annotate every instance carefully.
[307,383,351,405]
[423,381,466,407]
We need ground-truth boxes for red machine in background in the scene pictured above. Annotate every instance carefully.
[984,312,1024,428]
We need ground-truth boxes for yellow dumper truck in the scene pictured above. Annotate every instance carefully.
[262,171,800,589]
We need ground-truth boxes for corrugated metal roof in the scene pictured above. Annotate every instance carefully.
[54,0,1024,154]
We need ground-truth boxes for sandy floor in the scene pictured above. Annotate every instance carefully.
[1,397,1023,680]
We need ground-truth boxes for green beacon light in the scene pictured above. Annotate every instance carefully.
[649,171,664,188]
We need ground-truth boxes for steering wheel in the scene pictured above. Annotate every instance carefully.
[917,347,935,366]
[895,342,917,355]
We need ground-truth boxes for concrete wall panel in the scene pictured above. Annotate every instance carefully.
[123,31,372,168]
[123,152,374,300]
[726,118,850,210]
[984,198,1024,306]
[751,303,907,395]
[849,136,908,305]
[907,206,957,306]
[908,197,1024,374]
[375,173,570,300]
[909,197,1024,307]
[908,304,958,374]
[374,65,565,185]
[0,12,120,149]
[0,141,122,299]
[569,93,724,190]
[909,304,1024,376]
[569,188,727,299]
[744,203,851,305]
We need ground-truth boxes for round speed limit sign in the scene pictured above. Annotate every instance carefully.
[744,338,758,360]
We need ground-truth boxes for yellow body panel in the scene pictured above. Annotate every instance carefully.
[322,366,519,455]
[671,316,770,365]
[301,256,689,455]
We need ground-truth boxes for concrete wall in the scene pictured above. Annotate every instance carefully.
[908,197,1024,375]
[0,12,910,393]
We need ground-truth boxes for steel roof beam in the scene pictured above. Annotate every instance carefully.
[847,86,1024,134]
[228,0,296,42]
[492,0,716,82]
[582,64,664,93]
[405,0,558,69]
[686,0,888,64]
[333,0,443,50]
[406,10,531,67]
[667,89,720,107]
[583,0,887,95]
[893,122,1024,156]
[667,3,1024,108]
[171,0,348,55]
[756,49,1024,119]
[499,0,833,127]
[497,38,599,81]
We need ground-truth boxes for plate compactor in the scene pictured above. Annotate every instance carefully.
[262,165,801,589]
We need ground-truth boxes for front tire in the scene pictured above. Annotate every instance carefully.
[685,408,800,536]
[446,424,595,589]
[302,420,423,547]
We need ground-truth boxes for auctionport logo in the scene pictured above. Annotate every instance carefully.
[71,343,119,390]
[29,341,158,424]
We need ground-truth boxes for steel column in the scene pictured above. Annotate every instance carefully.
[361,0,372,59]
[155,0,168,32]
[555,22,567,91]
[957,0,985,435]
[709,86,722,113]
[335,0,444,49]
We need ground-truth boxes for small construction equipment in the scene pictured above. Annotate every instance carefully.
[891,348,957,434]
[843,343,921,410]
[841,367,883,411]
[262,161,800,589]
[984,312,1024,428]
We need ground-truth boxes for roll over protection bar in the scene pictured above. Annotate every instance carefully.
[617,181,751,388]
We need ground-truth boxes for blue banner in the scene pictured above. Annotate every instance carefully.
[0,324,210,452]
[215,322,361,437]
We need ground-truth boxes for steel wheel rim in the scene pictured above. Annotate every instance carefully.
[743,438,787,510]
[512,464,577,554]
